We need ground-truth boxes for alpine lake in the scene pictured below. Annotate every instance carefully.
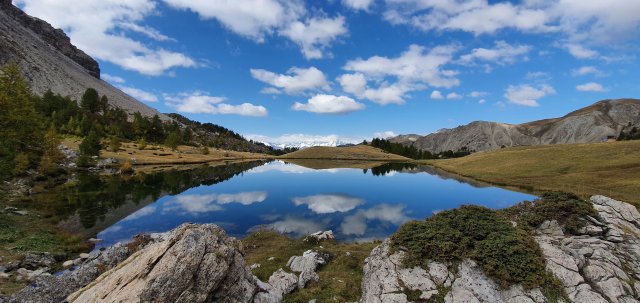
[35,160,537,249]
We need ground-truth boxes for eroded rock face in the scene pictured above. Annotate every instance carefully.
[361,195,640,303]
[535,196,640,303]
[66,224,257,303]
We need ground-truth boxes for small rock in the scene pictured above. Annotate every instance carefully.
[72,258,83,265]
[0,266,6,273]
[250,263,261,270]
[305,230,335,242]
[62,260,74,268]
[79,253,90,259]
[13,210,29,216]
[287,250,326,273]
[298,270,319,289]
[21,252,55,269]
[345,252,351,256]
[308,300,317,303]
[88,238,102,243]
[0,272,10,279]
[268,268,298,295]
[268,257,275,261]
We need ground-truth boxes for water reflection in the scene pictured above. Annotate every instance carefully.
[39,160,536,247]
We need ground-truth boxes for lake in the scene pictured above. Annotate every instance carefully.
[45,160,537,249]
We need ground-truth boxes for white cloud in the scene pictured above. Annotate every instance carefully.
[446,92,463,100]
[293,194,364,214]
[340,44,459,104]
[292,94,365,114]
[16,0,198,75]
[384,0,553,35]
[383,0,640,44]
[342,0,374,11]
[162,0,304,41]
[102,74,126,84]
[373,131,397,139]
[478,99,487,104]
[504,84,556,107]
[430,90,444,100]
[164,92,267,117]
[340,204,411,236]
[571,66,602,77]
[251,67,329,95]
[576,82,607,92]
[525,71,551,80]
[163,191,267,214]
[459,41,531,65]
[280,16,348,59]
[118,86,159,103]
[565,44,599,59]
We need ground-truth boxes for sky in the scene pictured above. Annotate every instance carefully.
[14,0,640,145]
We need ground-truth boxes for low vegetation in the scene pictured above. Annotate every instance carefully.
[425,140,640,207]
[392,205,551,289]
[500,192,599,234]
[243,230,377,303]
[618,126,640,141]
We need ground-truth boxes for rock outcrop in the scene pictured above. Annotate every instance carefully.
[391,99,640,153]
[360,195,640,303]
[0,0,99,78]
[0,1,169,119]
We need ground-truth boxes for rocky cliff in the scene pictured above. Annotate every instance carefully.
[0,1,168,119]
[391,99,640,153]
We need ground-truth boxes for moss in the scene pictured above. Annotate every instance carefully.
[501,191,598,234]
[392,205,550,289]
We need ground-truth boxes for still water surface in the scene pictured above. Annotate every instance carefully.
[51,160,537,249]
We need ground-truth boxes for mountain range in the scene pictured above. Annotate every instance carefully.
[391,99,640,153]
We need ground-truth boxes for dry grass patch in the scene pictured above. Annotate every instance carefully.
[279,145,410,161]
[425,141,640,207]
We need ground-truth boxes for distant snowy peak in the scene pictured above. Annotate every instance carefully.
[246,134,363,150]
[257,140,353,150]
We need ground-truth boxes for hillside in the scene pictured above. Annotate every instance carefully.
[0,0,167,119]
[391,99,640,153]
[279,145,411,161]
[426,140,640,206]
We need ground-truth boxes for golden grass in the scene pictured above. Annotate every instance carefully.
[283,159,390,170]
[279,145,411,161]
[424,141,640,207]
[62,137,273,166]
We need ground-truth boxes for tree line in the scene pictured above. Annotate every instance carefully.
[365,138,472,160]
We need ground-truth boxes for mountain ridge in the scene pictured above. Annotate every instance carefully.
[391,98,640,153]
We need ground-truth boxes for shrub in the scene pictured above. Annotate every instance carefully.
[392,205,549,289]
[201,146,210,155]
[137,138,147,150]
[109,136,121,152]
[501,192,598,234]
[12,153,30,176]
[119,160,133,175]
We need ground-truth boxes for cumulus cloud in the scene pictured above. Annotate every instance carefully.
[342,0,374,11]
[16,0,198,75]
[459,41,531,65]
[163,191,267,215]
[293,194,364,214]
[469,91,487,98]
[576,82,607,92]
[162,0,304,41]
[504,84,556,107]
[565,44,599,59]
[571,66,603,77]
[383,0,640,44]
[292,94,365,114]
[280,16,348,59]
[250,67,329,95]
[430,90,444,100]
[340,44,459,104]
[478,99,487,104]
[164,92,267,117]
[269,217,326,237]
[446,92,463,100]
[340,204,411,236]
[118,86,159,103]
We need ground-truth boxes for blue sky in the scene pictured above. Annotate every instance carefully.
[15,0,640,145]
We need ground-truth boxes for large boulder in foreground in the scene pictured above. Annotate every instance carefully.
[67,223,257,303]
[360,195,640,303]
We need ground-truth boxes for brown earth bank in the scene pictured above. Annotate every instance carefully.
[2,195,639,303]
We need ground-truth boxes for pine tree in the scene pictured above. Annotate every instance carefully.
[39,126,64,175]
[80,88,100,112]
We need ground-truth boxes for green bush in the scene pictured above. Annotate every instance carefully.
[392,205,549,289]
[501,192,598,234]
